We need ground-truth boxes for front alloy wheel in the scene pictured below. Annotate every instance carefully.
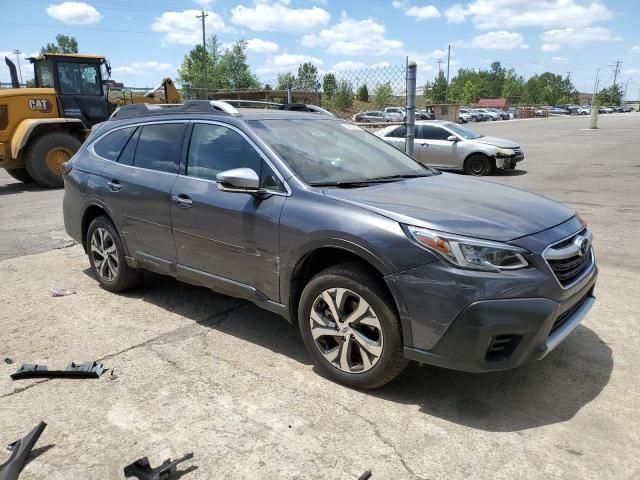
[310,288,383,373]
[90,227,119,282]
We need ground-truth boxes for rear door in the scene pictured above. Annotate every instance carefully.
[99,122,186,271]
[170,122,287,301]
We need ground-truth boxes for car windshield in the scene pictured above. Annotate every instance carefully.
[249,119,432,185]
[445,123,484,140]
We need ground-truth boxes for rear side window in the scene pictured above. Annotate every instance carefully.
[387,126,406,138]
[133,123,186,174]
[94,127,136,161]
[117,127,140,166]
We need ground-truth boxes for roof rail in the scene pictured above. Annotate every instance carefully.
[182,100,241,116]
[109,103,182,120]
[220,99,335,116]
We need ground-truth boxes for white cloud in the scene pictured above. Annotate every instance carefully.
[405,5,441,20]
[444,0,611,29]
[47,2,102,25]
[301,12,403,56]
[111,61,174,77]
[151,10,230,44]
[461,31,528,49]
[230,2,330,33]
[0,51,35,84]
[193,0,214,4]
[407,49,446,68]
[541,27,611,51]
[245,38,279,53]
[330,60,393,71]
[272,53,323,67]
[551,56,568,63]
[631,45,640,52]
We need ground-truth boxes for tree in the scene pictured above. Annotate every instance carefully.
[502,69,525,103]
[596,84,623,106]
[356,84,369,102]
[40,34,78,54]
[373,82,393,109]
[218,40,260,89]
[429,72,448,103]
[327,80,353,111]
[276,72,296,90]
[178,44,217,98]
[322,73,337,95]
[296,62,319,91]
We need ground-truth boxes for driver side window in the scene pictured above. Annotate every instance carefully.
[187,124,284,192]
[417,125,450,141]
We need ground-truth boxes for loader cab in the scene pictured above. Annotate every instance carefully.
[29,53,111,127]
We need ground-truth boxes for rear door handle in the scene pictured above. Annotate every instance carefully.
[106,180,121,192]
[172,194,193,208]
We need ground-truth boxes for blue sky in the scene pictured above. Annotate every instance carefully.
[1,0,639,98]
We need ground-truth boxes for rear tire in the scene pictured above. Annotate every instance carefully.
[86,216,142,292]
[6,168,34,184]
[464,154,494,176]
[298,263,408,389]
[25,132,81,188]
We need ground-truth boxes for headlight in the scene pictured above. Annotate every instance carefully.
[495,147,514,156]
[404,225,529,272]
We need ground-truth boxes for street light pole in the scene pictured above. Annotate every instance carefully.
[12,49,23,84]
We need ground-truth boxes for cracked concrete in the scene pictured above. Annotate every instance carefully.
[1,114,640,479]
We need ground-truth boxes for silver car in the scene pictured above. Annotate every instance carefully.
[376,120,524,176]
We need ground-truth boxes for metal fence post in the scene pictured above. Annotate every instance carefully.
[405,60,417,157]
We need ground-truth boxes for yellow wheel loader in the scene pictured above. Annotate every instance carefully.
[0,54,180,187]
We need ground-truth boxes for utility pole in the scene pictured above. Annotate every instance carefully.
[565,71,572,82]
[196,10,208,89]
[12,49,23,84]
[612,60,622,88]
[445,44,451,103]
[436,59,443,73]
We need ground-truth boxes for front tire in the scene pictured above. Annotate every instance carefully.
[86,216,142,292]
[464,154,494,176]
[298,263,408,389]
[6,168,34,184]
[25,132,81,188]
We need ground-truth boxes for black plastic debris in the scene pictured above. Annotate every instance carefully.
[357,471,372,480]
[124,453,194,480]
[0,421,47,480]
[10,361,105,380]
[3,359,13,365]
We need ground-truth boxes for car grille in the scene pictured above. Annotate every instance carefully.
[550,292,590,335]
[544,228,594,288]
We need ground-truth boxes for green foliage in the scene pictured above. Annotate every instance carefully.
[322,73,337,95]
[441,61,576,106]
[426,72,447,103]
[595,84,623,106]
[373,82,393,108]
[276,72,296,90]
[297,62,320,91]
[40,34,78,54]
[324,80,353,111]
[178,36,260,98]
[356,84,369,102]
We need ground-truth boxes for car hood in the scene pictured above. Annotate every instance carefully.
[324,173,574,242]
[473,136,520,148]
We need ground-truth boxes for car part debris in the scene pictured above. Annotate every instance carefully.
[3,359,13,365]
[49,288,76,297]
[124,452,194,480]
[10,361,105,380]
[357,471,372,480]
[0,421,47,480]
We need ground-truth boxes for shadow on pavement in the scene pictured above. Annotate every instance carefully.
[83,269,612,432]
[496,168,527,177]
[0,181,51,196]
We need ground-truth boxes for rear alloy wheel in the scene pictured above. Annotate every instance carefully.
[299,263,407,389]
[464,154,494,176]
[25,132,81,188]
[87,216,142,292]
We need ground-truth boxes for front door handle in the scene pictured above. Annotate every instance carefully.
[106,180,121,192]
[172,194,193,208]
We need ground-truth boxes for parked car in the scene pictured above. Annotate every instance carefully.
[577,106,591,115]
[383,107,405,121]
[352,111,395,123]
[459,108,485,122]
[488,108,510,120]
[548,107,570,115]
[533,107,547,117]
[598,106,615,114]
[377,120,524,175]
[415,109,434,120]
[458,110,471,123]
[63,101,596,389]
[475,108,501,121]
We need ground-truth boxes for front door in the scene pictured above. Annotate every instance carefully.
[170,122,287,302]
[416,124,459,168]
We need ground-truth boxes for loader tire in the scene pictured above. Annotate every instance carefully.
[6,168,34,184]
[25,132,81,188]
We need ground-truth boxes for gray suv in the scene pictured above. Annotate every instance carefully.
[63,101,597,389]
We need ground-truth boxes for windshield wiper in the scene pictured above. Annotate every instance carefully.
[309,173,432,188]
[364,173,431,181]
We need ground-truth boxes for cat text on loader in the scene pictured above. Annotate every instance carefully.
[0,54,180,187]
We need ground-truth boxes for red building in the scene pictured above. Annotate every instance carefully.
[476,98,510,110]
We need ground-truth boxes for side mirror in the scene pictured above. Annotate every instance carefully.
[216,167,261,193]
[447,135,459,142]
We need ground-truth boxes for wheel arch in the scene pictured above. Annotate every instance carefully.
[81,202,126,255]
[11,118,86,159]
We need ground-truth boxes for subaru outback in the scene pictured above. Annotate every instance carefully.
[63,101,597,389]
